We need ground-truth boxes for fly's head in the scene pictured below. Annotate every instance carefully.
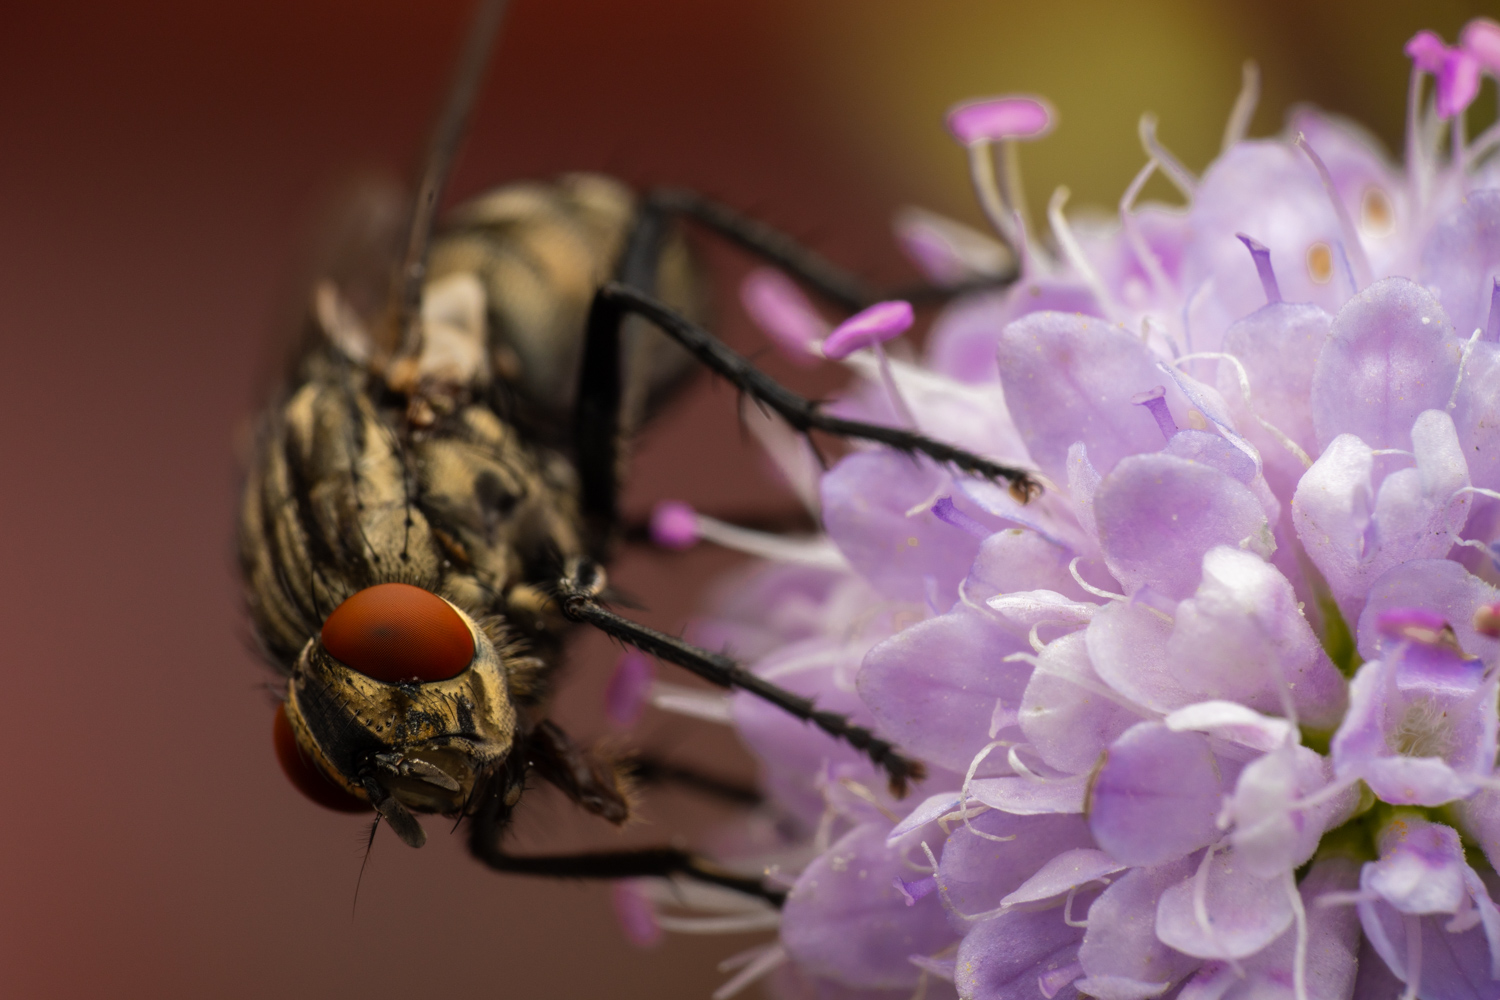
[274,582,538,843]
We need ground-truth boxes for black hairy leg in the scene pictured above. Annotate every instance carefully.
[556,560,926,797]
[465,754,784,905]
[626,756,764,808]
[584,283,1041,503]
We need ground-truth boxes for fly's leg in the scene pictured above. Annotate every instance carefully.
[466,754,784,905]
[576,281,1044,530]
[625,756,764,807]
[555,560,926,797]
[643,187,1017,309]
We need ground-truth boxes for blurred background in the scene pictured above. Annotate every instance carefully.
[0,0,1490,996]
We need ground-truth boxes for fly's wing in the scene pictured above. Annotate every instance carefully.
[427,173,702,445]
[295,174,410,375]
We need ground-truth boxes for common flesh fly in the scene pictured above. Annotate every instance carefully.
[238,0,1036,902]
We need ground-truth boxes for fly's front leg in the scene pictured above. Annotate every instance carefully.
[556,560,926,796]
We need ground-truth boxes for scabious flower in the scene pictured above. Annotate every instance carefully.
[626,20,1500,1000]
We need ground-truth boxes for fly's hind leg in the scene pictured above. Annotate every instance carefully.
[575,280,1042,541]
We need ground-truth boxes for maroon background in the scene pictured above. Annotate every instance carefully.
[0,1,1489,997]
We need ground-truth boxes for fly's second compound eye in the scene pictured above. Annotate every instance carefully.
[273,704,370,813]
[320,583,475,683]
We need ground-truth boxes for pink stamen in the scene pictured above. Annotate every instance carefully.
[1437,49,1482,120]
[1406,30,1449,73]
[649,499,699,550]
[605,649,654,728]
[1462,19,1500,73]
[1131,385,1177,441]
[945,96,1053,146]
[611,881,663,948]
[1235,233,1282,305]
[822,300,914,360]
[740,268,825,367]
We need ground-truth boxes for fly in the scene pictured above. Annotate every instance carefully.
[238,0,1037,906]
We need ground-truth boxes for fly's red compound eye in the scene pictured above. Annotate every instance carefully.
[272,704,370,813]
[320,583,474,683]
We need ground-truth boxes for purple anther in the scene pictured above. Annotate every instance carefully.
[1486,277,1500,343]
[1475,602,1500,639]
[931,496,990,539]
[649,499,699,550]
[740,267,824,366]
[1406,30,1449,73]
[821,300,914,360]
[1130,385,1178,441]
[1235,232,1282,305]
[945,96,1053,146]
[892,875,937,906]
[605,649,654,728]
[1376,607,1453,646]
[611,881,663,948]
[1462,18,1500,73]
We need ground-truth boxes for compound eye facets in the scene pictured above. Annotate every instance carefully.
[320,583,474,684]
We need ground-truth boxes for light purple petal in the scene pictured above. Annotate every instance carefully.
[822,451,982,603]
[938,810,1094,921]
[1163,547,1348,728]
[1093,453,1273,602]
[927,283,1105,385]
[954,907,1084,1000]
[1020,630,1147,774]
[1224,744,1356,878]
[999,849,1128,908]
[1088,722,1225,866]
[968,772,1090,815]
[996,312,1177,484]
[1416,183,1500,335]
[1178,857,1361,1000]
[1357,559,1500,668]
[1309,277,1461,453]
[1451,341,1500,493]
[1085,600,1189,713]
[1156,851,1294,960]
[1077,858,1202,998]
[783,822,956,990]
[859,605,1032,773]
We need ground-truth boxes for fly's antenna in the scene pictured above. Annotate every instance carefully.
[393,0,510,363]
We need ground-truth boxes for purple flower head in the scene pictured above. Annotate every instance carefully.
[632,19,1500,998]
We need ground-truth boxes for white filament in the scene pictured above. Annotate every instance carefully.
[1287,871,1311,1000]
[1047,186,1114,311]
[651,682,734,724]
[1139,114,1197,198]
[1222,60,1261,153]
[694,513,847,568]
[1120,159,1175,301]
[712,944,787,1000]
[1069,557,1126,601]
[1172,351,1313,468]
[1448,328,1484,411]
